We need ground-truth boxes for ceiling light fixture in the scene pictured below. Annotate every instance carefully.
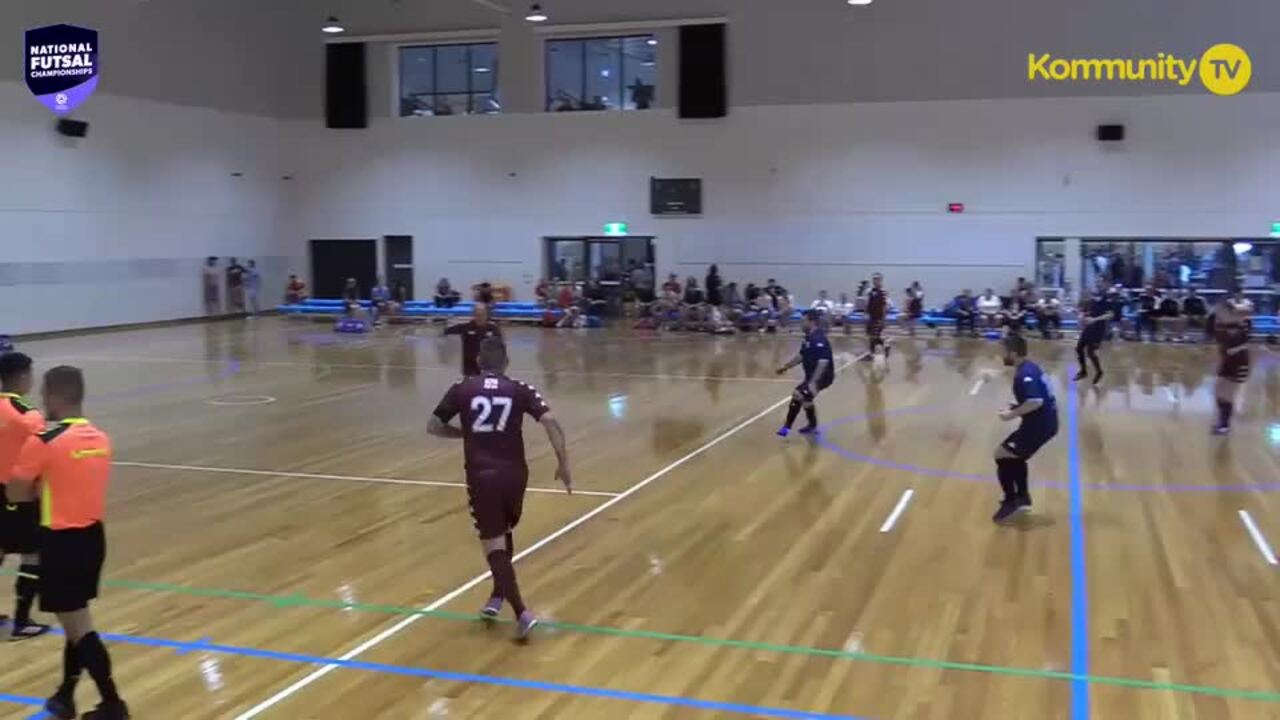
[322,16,345,33]
[525,3,548,22]
[647,38,657,46]
[847,0,873,5]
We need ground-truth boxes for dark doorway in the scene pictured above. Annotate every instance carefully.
[384,235,415,300]
[310,239,377,299]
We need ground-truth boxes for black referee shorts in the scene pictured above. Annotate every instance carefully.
[0,485,39,555]
[39,522,106,614]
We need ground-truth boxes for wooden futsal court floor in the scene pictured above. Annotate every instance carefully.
[2,318,1278,719]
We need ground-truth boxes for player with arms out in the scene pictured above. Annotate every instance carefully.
[993,335,1058,524]
[443,303,502,376]
[775,310,835,437]
[428,338,571,641]
[1212,291,1252,435]
[0,352,50,639]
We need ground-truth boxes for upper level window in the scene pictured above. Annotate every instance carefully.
[546,35,656,112]
[399,42,498,117]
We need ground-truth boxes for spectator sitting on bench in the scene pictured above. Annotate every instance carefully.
[535,279,553,306]
[435,277,460,308]
[285,274,308,304]
[1182,287,1208,341]
[810,290,835,318]
[662,274,682,297]
[976,288,1003,332]
[475,282,495,305]
[833,292,855,328]
[1036,292,1063,339]
[1158,290,1184,342]
[682,277,707,328]
[370,276,392,326]
[341,278,365,319]
[582,279,608,316]
[1136,285,1161,342]
[951,289,978,337]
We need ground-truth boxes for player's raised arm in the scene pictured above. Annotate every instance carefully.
[538,413,572,494]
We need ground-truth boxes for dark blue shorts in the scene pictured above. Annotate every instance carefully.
[1002,419,1058,459]
[795,373,834,402]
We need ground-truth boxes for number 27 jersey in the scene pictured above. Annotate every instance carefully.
[433,373,551,476]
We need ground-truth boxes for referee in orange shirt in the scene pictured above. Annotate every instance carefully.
[11,366,128,720]
[0,352,49,640]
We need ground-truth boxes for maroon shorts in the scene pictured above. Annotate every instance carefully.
[467,470,528,540]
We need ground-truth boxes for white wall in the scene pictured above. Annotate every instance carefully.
[281,92,1280,305]
[0,82,299,334]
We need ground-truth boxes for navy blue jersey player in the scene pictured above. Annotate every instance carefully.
[775,310,835,437]
[993,335,1059,523]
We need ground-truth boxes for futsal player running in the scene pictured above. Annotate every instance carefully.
[993,335,1058,523]
[0,352,49,640]
[10,366,128,719]
[776,310,835,437]
[443,302,502,376]
[1073,291,1109,383]
[429,338,571,641]
[1212,293,1251,435]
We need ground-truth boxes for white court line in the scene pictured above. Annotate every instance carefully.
[879,489,915,533]
[113,461,620,498]
[231,364,836,719]
[969,377,986,396]
[1239,510,1279,566]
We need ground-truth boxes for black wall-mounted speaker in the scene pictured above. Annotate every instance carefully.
[1096,124,1125,142]
[325,43,368,129]
[56,118,89,138]
[678,24,727,119]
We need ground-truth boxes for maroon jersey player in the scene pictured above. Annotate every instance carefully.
[428,337,571,641]
[863,273,891,359]
[1212,293,1252,435]
[443,303,502,376]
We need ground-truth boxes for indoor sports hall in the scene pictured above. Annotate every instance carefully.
[1,2,1277,719]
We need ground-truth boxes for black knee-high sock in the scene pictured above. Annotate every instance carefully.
[995,459,1018,501]
[1218,400,1233,428]
[486,550,526,618]
[490,532,516,599]
[784,399,802,429]
[1012,459,1029,499]
[76,632,120,704]
[1075,344,1086,369]
[14,564,38,625]
[804,404,818,428]
[57,639,82,698]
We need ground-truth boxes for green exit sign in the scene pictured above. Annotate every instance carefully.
[603,222,629,236]
[1272,221,1280,237]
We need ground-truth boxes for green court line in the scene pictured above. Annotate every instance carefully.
[4,570,1276,703]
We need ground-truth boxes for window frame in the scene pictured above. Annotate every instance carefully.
[543,33,656,113]
[395,40,500,118]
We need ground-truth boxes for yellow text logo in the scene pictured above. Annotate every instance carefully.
[1027,44,1251,96]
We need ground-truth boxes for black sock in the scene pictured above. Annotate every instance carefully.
[58,639,82,698]
[995,459,1018,502]
[1075,346,1087,373]
[76,632,121,704]
[1012,460,1029,499]
[1218,400,1233,428]
[1089,349,1103,377]
[784,399,801,429]
[804,405,817,428]
[15,564,38,625]
[485,550,526,619]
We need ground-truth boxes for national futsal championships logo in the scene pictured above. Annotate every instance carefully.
[1027,43,1251,96]
[25,24,99,114]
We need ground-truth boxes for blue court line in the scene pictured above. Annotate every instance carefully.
[24,627,867,720]
[0,692,48,720]
[1067,374,1091,720]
